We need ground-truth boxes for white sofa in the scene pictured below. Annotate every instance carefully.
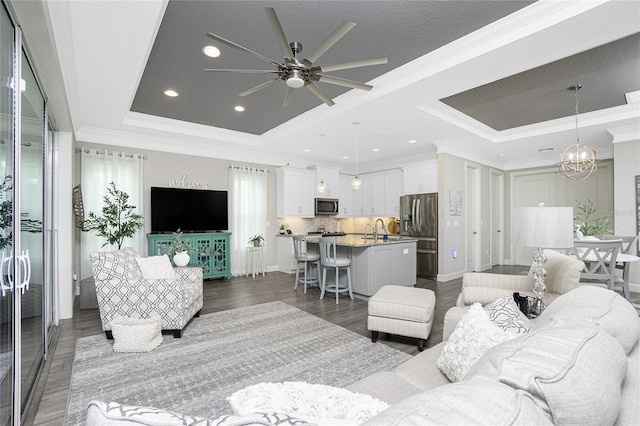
[85,285,639,425]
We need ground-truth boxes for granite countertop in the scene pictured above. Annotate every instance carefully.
[305,234,417,248]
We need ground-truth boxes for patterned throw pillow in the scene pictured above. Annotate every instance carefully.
[484,295,531,334]
[437,304,516,382]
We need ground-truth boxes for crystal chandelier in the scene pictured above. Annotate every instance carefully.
[351,121,362,189]
[558,84,597,180]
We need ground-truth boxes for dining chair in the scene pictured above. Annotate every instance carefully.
[318,237,353,304]
[601,234,639,299]
[573,239,622,293]
[292,235,320,294]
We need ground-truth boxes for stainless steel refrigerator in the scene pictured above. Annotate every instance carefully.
[399,193,438,278]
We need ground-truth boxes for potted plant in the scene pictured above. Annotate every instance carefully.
[574,199,611,238]
[163,228,195,266]
[82,182,144,249]
[248,234,264,247]
[279,224,286,235]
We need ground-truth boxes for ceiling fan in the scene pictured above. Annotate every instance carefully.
[204,7,388,107]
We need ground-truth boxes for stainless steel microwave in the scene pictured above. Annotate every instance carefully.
[315,198,339,215]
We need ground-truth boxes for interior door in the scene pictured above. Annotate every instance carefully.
[466,165,480,271]
[490,170,504,266]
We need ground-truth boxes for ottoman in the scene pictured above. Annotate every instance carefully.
[367,285,436,351]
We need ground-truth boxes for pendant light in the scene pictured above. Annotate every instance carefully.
[351,121,362,189]
[558,84,597,180]
[316,133,328,193]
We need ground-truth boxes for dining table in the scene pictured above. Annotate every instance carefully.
[577,244,640,302]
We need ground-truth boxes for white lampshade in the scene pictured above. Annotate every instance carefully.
[512,206,574,249]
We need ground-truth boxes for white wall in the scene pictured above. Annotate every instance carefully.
[613,139,640,291]
[57,132,74,319]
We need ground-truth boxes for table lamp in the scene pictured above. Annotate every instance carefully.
[511,203,574,315]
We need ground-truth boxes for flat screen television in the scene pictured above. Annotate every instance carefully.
[150,187,228,233]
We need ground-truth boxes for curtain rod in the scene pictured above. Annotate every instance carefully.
[227,164,268,173]
[76,148,147,160]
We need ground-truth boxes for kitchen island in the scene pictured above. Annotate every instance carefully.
[305,235,417,297]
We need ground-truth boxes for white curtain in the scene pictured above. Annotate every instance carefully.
[229,166,267,276]
[80,149,144,280]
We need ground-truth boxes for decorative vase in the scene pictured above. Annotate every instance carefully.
[253,240,261,247]
[173,251,190,267]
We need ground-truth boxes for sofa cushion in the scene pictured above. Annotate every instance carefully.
[466,318,627,426]
[90,248,142,282]
[361,376,551,425]
[436,303,517,382]
[535,249,584,295]
[536,285,639,354]
[345,371,425,405]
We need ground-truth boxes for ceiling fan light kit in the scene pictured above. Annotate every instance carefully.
[558,84,598,181]
[204,7,387,107]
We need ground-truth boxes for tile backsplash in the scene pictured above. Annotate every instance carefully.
[279,217,398,236]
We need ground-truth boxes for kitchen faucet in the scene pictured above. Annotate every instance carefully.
[373,218,388,242]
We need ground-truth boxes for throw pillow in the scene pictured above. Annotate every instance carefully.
[437,303,515,382]
[484,295,531,334]
[227,381,389,423]
[135,255,176,280]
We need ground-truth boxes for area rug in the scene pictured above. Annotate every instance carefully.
[64,301,411,425]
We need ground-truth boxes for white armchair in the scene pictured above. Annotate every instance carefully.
[457,249,585,307]
[90,248,203,338]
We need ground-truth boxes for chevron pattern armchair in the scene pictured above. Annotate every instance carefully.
[89,247,203,338]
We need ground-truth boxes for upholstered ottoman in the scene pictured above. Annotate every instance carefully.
[367,285,436,351]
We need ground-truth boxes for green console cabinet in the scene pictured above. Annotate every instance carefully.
[147,232,232,280]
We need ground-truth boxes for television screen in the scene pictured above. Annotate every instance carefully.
[150,187,228,233]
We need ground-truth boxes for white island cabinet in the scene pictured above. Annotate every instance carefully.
[306,236,417,297]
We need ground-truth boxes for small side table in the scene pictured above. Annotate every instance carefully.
[246,246,265,278]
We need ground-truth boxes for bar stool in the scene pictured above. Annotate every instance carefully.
[319,237,353,304]
[292,235,320,293]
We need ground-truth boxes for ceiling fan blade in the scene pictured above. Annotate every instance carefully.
[306,82,335,107]
[316,74,373,91]
[318,56,388,73]
[305,20,356,64]
[207,32,281,66]
[239,78,281,97]
[283,88,295,107]
[204,69,278,74]
[264,7,294,59]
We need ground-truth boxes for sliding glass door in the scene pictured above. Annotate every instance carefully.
[0,2,52,424]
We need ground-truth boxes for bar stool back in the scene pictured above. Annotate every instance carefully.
[319,237,353,304]
[292,235,320,294]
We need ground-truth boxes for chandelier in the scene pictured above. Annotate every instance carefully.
[558,84,597,180]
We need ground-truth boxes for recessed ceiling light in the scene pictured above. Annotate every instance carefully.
[203,45,220,58]
[342,156,350,160]
[408,139,417,144]
[234,105,245,112]
[164,89,178,97]
[372,148,380,152]
[303,148,310,152]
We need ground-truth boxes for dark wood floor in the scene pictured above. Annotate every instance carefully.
[27,266,527,426]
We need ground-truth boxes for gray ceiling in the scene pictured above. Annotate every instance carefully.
[441,33,640,131]
[131,1,537,135]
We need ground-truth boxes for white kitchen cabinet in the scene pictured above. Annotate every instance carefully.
[384,170,403,216]
[362,174,384,216]
[308,165,340,198]
[402,161,438,194]
[275,167,315,217]
[337,174,354,217]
